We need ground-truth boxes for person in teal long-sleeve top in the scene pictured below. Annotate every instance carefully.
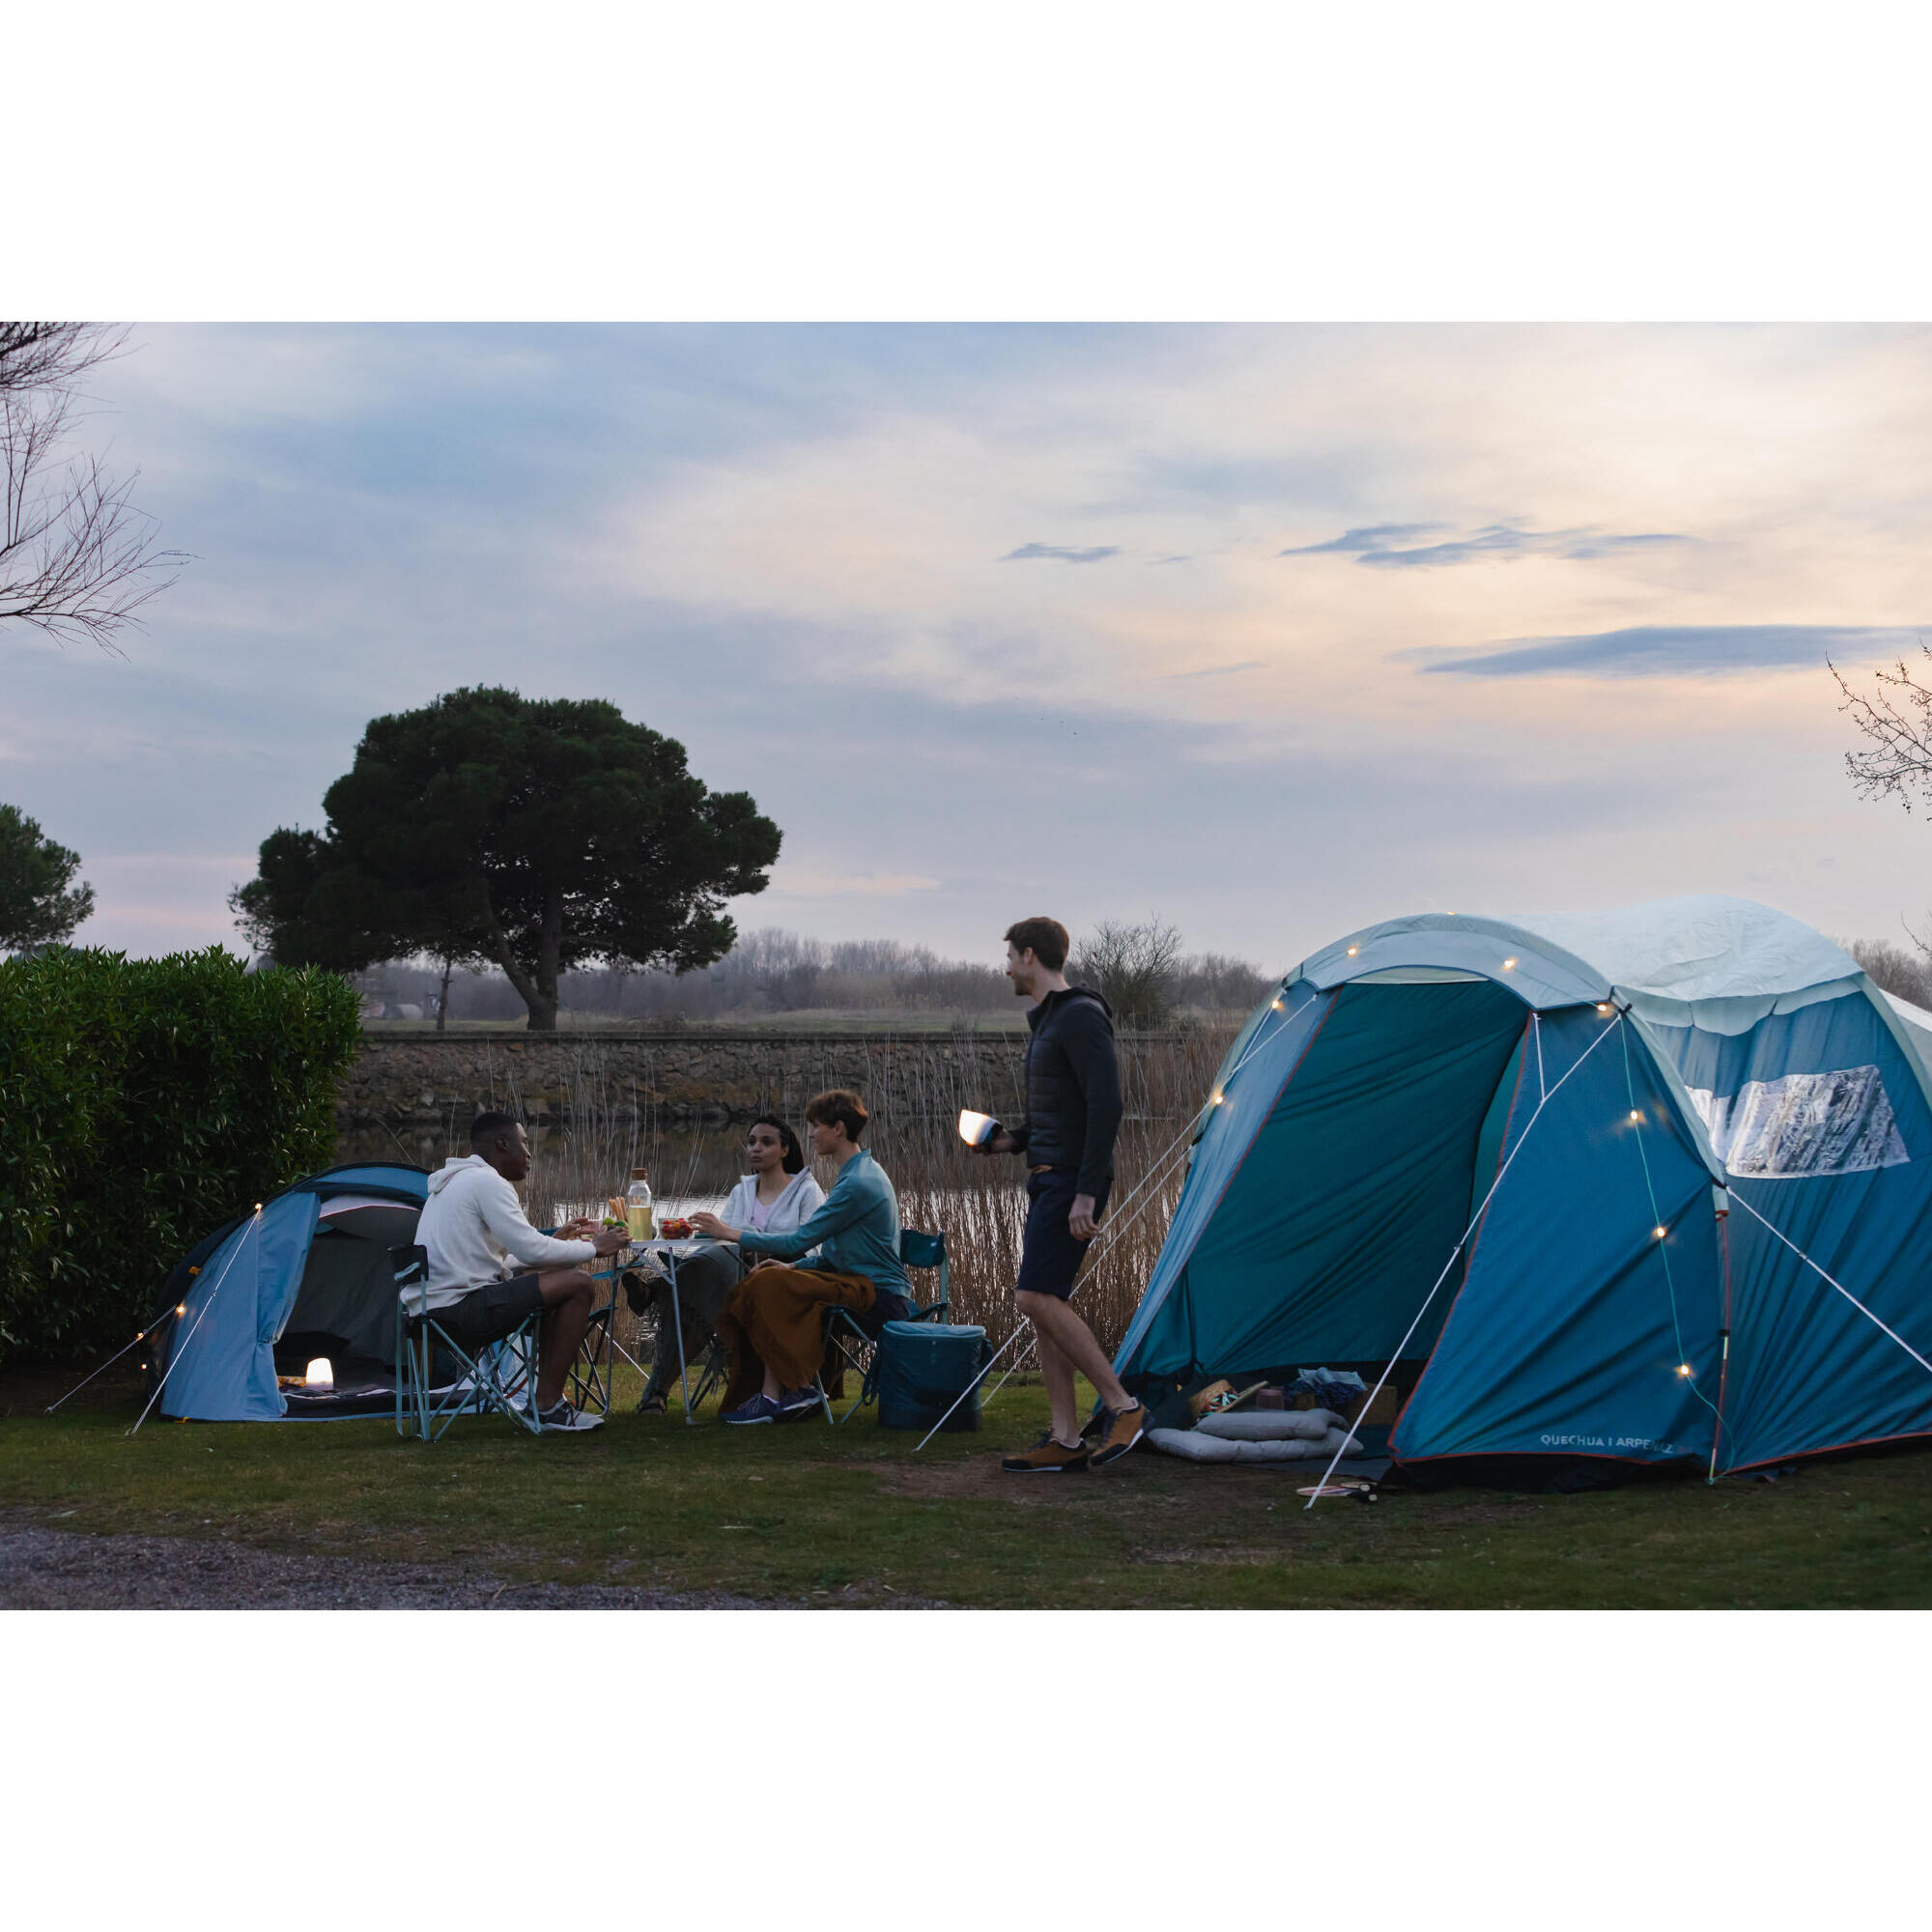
[691,1089,914,1424]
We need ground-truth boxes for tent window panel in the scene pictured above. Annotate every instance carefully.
[1652,989,1932,1160]
[1686,1065,1908,1179]
[1180,980,1528,1370]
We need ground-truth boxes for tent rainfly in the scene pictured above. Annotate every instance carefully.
[1114,896,1932,1479]
[146,1163,429,1421]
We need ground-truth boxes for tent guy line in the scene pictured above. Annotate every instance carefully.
[922,988,1323,1445]
[127,1208,256,1436]
[915,1118,1198,1448]
[1725,1189,1932,1383]
[1303,1006,1626,1509]
[45,1305,180,1415]
[969,1122,1201,1420]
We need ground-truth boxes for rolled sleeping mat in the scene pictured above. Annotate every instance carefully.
[1144,1426,1362,1463]
[1196,1408,1347,1442]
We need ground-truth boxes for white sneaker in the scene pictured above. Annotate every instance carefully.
[537,1400,605,1433]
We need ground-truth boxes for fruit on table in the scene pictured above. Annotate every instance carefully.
[660,1216,693,1238]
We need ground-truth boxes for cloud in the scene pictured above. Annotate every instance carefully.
[1279,522,1448,556]
[1409,624,1929,678]
[1001,542,1121,563]
[1166,659,1264,679]
[1281,522,1688,567]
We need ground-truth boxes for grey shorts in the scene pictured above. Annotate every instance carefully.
[430,1272,546,1349]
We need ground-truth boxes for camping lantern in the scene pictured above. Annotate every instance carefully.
[957,1110,1001,1148]
[304,1357,333,1391]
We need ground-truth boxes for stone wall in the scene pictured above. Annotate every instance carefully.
[338,1026,1226,1133]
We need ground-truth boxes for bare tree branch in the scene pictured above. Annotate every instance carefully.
[0,322,185,649]
[1832,643,1932,815]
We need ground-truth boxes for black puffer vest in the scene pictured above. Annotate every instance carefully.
[1016,985,1123,1196]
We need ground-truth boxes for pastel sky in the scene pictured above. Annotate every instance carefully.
[8,322,1932,975]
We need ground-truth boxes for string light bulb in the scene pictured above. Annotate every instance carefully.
[1346,946,1358,957]
[1597,1003,1612,1016]
[1211,1091,1225,1105]
[176,1303,185,1316]
[1676,1364,1694,1378]
[1271,998,1283,1009]
[1630,1110,1642,1123]
[1653,1225,1667,1240]
[1501,957,1518,971]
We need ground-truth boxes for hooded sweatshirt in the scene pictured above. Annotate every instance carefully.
[409,1154,596,1311]
[720,1166,826,1238]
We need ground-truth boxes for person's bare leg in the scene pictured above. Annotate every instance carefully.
[1033,1322,1080,1444]
[534,1269,594,1407]
[762,1361,783,1400]
[1018,1290,1133,1416]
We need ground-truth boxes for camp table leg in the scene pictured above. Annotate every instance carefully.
[668,1247,694,1424]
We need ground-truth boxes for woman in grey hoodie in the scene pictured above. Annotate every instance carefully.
[631,1117,824,1413]
[719,1116,826,1246]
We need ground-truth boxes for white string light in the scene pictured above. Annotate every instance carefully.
[1616,1021,1726,1451]
[1304,1007,1627,1507]
[44,1304,183,1414]
[128,1206,260,1436]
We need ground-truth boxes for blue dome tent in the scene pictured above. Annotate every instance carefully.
[1115,897,1932,1479]
[147,1163,429,1421]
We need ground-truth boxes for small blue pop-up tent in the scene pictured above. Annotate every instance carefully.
[1116,897,1932,1478]
[148,1163,428,1421]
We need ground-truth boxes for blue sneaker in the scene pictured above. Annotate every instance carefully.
[723,1392,781,1426]
[778,1385,822,1418]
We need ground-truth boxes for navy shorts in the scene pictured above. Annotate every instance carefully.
[1014,1168,1112,1301]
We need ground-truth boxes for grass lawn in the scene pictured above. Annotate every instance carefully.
[6,1364,1932,1607]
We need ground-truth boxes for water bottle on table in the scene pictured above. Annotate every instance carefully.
[625,1167,655,1245]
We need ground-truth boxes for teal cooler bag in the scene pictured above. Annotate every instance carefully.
[876,1321,990,1432]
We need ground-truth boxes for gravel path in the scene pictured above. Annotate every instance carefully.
[0,1511,782,1609]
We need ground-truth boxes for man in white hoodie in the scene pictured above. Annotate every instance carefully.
[412,1112,628,1431]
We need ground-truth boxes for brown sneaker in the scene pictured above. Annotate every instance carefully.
[1001,1432,1092,1473]
[1088,1402,1149,1469]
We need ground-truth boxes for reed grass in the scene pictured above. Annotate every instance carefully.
[347,1025,1238,1360]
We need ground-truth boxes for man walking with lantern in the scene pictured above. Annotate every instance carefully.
[976,916,1150,1472]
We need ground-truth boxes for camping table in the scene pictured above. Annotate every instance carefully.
[630,1237,741,1425]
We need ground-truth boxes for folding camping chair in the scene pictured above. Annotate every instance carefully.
[393,1244,542,1441]
[815,1228,952,1425]
[391,1245,618,1441]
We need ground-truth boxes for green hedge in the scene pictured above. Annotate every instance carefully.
[0,948,362,1367]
